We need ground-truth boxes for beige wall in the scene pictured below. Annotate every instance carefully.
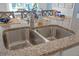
[39,3,47,10]
[0,3,8,11]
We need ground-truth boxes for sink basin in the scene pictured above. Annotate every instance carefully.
[34,25,75,41]
[3,27,46,50]
[29,30,46,45]
[3,27,32,50]
[3,25,74,50]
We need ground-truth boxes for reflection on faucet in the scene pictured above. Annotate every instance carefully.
[30,13,35,29]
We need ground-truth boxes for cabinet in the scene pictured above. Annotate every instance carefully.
[47,45,79,56]
[62,45,79,56]
[64,3,73,9]
[46,51,61,56]
[52,3,73,9]
[50,52,60,56]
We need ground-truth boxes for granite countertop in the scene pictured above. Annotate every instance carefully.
[42,16,72,21]
[0,25,79,56]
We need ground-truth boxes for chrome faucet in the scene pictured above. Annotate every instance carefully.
[30,12,35,29]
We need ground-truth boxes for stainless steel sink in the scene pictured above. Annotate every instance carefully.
[3,27,32,50]
[55,27,74,39]
[29,30,47,45]
[3,27,47,50]
[3,25,74,50]
[34,25,75,41]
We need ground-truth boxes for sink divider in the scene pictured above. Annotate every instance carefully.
[33,30,50,42]
[50,27,57,40]
[26,40,33,46]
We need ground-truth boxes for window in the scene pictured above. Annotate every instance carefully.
[9,3,39,11]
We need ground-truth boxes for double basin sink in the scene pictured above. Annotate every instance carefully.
[3,25,75,50]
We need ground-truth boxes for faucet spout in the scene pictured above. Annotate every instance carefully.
[30,13,35,29]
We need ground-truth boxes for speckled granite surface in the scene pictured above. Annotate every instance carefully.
[0,24,78,56]
[0,33,78,56]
